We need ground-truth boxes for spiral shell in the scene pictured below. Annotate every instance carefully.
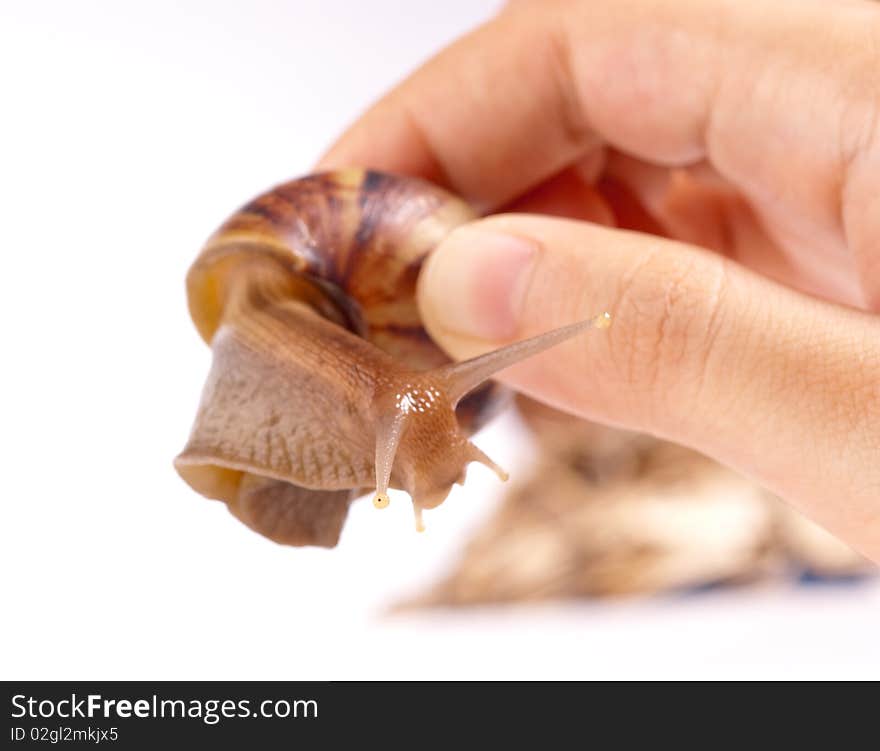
[192,171,460,358]
[176,169,610,547]
[178,170,500,546]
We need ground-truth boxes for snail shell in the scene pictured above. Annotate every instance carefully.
[175,169,610,547]
[188,170,476,371]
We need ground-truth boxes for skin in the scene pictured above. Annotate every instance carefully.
[318,0,880,562]
[176,170,613,545]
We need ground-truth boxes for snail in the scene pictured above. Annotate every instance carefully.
[174,169,611,547]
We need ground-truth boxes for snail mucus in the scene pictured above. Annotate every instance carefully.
[174,169,611,547]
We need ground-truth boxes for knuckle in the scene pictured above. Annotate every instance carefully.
[608,247,730,421]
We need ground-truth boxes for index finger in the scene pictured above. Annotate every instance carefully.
[318,2,606,210]
[317,0,880,248]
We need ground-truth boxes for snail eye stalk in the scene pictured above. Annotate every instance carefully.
[176,166,612,547]
[368,312,612,531]
[372,410,407,510]
[438,312,613,405]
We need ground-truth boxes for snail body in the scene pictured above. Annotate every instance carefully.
[175,169,610,547]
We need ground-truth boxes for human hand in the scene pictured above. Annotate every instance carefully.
[318,0,880,561]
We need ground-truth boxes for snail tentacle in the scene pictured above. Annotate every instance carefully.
[372,409,408,510]
[174,169,611,548]
[439,312,613,405]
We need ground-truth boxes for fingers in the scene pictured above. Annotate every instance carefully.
[319,5,605,210]
[601,153,851,302]
[502,164,615,226]
[318,0,880,261]
[417,214,880,561]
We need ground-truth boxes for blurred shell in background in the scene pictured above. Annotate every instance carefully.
[404,398,872,607]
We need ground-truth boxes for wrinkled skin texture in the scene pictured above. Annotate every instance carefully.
[319,0,880,563]
[175,170,608,546]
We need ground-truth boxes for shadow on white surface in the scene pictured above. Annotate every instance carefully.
[1,0,877,680]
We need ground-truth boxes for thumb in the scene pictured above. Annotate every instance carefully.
[417,214,880,562]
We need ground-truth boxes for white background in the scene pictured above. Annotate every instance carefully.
[1,0,877,679]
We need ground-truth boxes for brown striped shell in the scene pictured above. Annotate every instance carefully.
[175,169,611,547]
[188,171,465,362]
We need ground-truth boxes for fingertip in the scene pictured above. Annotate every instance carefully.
[418,222,539,345]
